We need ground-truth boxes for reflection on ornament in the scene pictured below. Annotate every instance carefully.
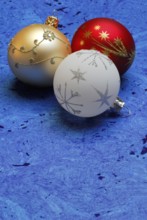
[8,17,71,86]
[72,18,135,75]
[54,50,121,117]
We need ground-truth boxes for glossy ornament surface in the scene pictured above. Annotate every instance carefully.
[8,22,71,86]
[54,50,120,117]
[71,18,135,75]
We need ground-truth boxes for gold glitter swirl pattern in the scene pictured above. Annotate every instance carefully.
[82,26,135,65]
[8,25,71,68]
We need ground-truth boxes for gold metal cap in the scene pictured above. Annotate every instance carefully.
[45,16,59,28]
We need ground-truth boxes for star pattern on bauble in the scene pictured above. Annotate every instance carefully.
[84,31,92,38]
[94,83,112,108]
[70,68,86,83]
[99,31,109,40]
[56,83,83,115]
[94,25,101,30]
[114,37,122,45]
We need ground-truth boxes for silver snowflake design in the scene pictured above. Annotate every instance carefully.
[76,50,112,69]
[70,68,86,83]
[56,83,83,115]
[93,83,112,108]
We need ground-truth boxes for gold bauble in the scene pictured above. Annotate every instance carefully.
[8,19,71,86]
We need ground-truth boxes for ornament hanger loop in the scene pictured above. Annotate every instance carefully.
[53,9,58,17]
[121,105,132,118]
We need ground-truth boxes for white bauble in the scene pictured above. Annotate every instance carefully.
[53,50,120,117]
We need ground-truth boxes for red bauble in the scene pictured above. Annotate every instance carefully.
[71,18,135,75]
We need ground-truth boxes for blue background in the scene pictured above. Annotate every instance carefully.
[0,0,147,219]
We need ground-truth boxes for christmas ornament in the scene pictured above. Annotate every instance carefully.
[8,16,71,86]
[71,18,135,75]
[53,50,121,118]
